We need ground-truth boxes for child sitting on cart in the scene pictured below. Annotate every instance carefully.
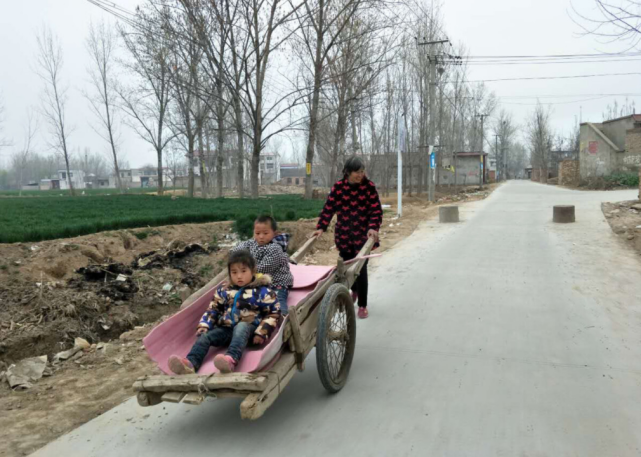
[231,215,294,314]
[168,250,282,374]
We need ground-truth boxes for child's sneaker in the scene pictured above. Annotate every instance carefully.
[357,307,368,319]
[168,355,195,375]
[214,354,237,373]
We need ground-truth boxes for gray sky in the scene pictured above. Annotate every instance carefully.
[1,0,640,171]
[0,0,148,171]
[442,0,641,142]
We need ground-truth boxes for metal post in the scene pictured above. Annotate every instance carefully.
[428,55,436,202]
[398,149,403,217]
[477,113,488,187]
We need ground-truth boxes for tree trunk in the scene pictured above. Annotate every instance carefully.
[187,134,195,198]
[216,100,225,199]
[156,148,164,196]
[251,136,261,198]
[198,126,208,198]
[63,154,75,196]
[304,1,325,200]
[234,98,245,198]
[187,150,195,198]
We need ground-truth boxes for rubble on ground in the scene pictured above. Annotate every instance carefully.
[5,356,48,390]
[602,200,641,256]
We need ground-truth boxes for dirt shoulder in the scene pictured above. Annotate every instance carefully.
[0,185,497,457]
[602,200,641,257]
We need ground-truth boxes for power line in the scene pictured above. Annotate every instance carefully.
[466,72,641,83]
[454,58,641,66]
[498,93,641,99]
[500,96,617,106]
[463,52,641,59]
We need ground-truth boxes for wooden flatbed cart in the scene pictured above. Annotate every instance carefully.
[133,237,374,420]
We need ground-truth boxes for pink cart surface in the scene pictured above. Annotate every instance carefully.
[143,264,335,375]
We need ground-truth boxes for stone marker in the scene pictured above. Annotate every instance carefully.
[439,206,459,223]
[553,205,575,223]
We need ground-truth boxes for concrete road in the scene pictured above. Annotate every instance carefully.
[32,181,641,457]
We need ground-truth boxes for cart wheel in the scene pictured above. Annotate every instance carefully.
[316,283,356,393]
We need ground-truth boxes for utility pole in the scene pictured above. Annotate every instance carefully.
[502,147,508,180]
[417,39,448,202]
[477,113,488,187]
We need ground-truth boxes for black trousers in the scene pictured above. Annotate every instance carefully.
[340,252,369,308]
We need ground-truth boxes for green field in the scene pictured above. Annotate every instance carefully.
[0,187,165,197]
[0,194,324,243]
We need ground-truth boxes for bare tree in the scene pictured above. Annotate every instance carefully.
[527,103,554,183]
[118,6,174,195]
[36,27,75,196]
[602,97,636,121]
[293,0,369,198]
[238,0,308,197]
[507,142,529,179]
[176,0,250,198]
[491,110,516,180]
[85,20,124,192]
[12,109,39,196]
[572,1,641,48]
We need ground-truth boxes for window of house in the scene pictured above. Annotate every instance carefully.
[266,163,274,169]
[61,172,66,180]
[69,172,73,178]
[287,178,292,184]
[295,178,300,185]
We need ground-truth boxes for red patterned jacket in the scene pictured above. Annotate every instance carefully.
[316,177,383,257]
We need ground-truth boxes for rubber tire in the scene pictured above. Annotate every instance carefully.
[316,283,357,393]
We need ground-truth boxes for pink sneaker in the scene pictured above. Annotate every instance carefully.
[357,307,369,319]
[214,354,237,373]
[168,355,195,375]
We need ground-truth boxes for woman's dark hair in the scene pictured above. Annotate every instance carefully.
[342,156,365,178]
[228,250,256,274]
[255,215,277,231]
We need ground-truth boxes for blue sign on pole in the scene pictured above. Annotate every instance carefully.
[430,152,436,169]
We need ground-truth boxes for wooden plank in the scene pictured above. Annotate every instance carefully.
[239,352,298,420]
[289,236,317,264]
[133,373,269,393]
[345,238,375,287]
[287,305,305,370]
[240,363,298,420]
[239,346,316,420]
[136,391,162,407]
[161,392,186,403]
[298,301,321,353]
[182,392,206,405]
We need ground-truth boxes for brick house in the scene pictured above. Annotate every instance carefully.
[578,114,641,179]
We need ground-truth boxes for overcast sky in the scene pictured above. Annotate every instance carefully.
[1,0,640,171]
[441,0,641,142]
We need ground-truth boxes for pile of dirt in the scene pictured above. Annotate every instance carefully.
[0,223,236,366]
[602,200,641,256]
